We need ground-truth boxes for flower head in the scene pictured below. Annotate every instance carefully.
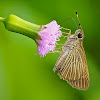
[36,20,62,56]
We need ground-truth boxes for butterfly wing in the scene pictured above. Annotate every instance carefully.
[54,46,89,90]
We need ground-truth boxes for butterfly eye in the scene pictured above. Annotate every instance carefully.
[78,33,83,38]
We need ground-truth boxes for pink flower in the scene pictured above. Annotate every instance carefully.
[36,20,62,56]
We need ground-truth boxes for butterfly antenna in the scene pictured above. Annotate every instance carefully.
[75,11,82,29]
[59,18,78,29]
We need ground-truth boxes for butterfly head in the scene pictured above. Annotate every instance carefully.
[68,29,84,41]
[74,29,84,40]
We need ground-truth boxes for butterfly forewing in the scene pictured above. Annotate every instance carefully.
[54,45,89,90]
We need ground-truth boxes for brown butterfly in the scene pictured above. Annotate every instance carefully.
[52,11,89,90]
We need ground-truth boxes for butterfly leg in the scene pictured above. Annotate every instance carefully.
[55,47,62,49]
[61,34,68,38]
[56,44,65,46]
[55,46,65,51]
[49,50,62,53]
[49,47,64,53]
[49,43,65,53]
[61,27,71,37]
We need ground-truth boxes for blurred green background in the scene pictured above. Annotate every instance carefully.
[0,0,100,100]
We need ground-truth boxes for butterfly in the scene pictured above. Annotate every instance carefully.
[53,11,89,90]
